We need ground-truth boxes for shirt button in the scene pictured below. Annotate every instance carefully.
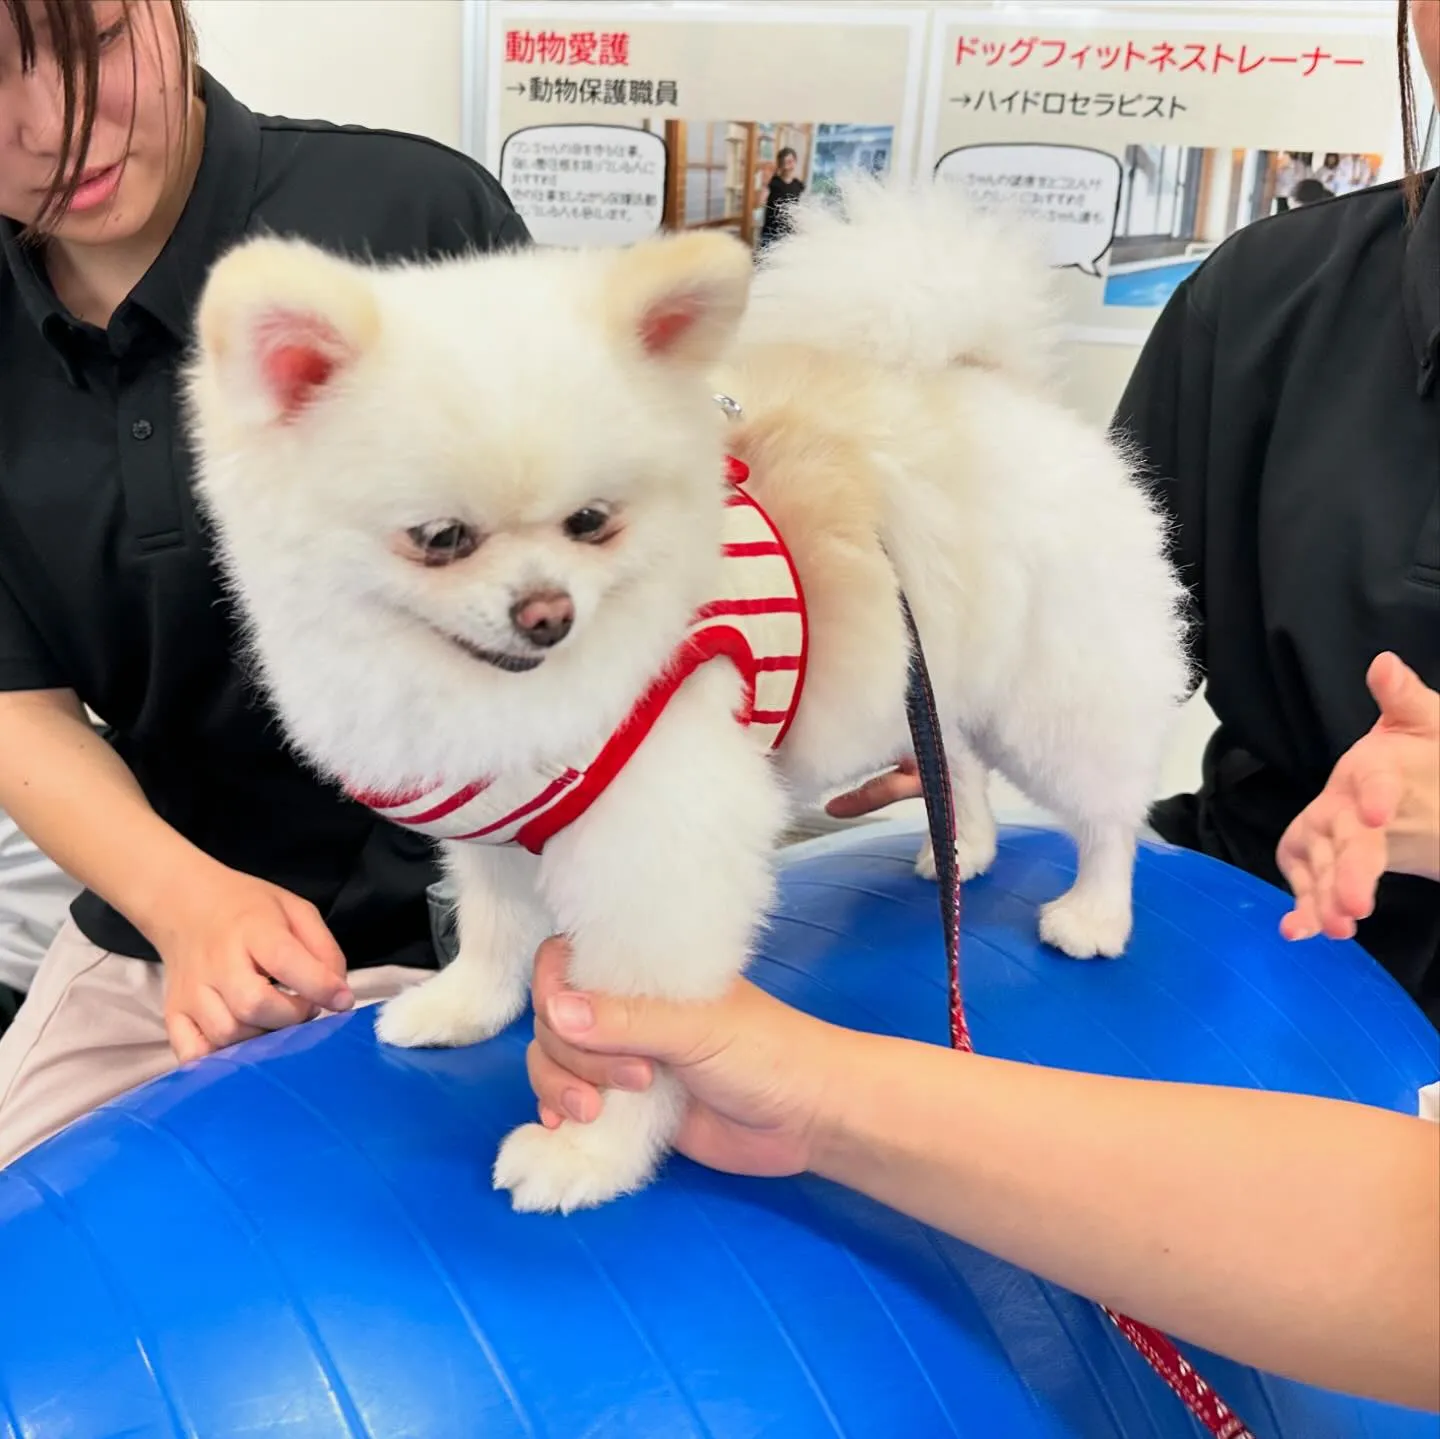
[131,419,154,441]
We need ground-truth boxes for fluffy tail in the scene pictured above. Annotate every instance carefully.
[741,176,1061,391]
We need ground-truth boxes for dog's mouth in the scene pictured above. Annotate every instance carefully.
[449,635,545,673]
[406,606,550,674]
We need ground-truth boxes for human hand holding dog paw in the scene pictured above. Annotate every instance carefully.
[151,865,353,1062]
[525,938,837,1180]
[1278,653,1440,942]
[824,756,922,819]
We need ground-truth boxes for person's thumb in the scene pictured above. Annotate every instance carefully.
[825,759,920,818]
[1368,652,1439,735]
[544,986,708,1065]
[275,888,349,978]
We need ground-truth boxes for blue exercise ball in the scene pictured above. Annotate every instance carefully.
[0,824,1434,1439]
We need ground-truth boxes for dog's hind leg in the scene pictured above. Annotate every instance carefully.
[983,723,1149,960]
[1037,820,1137,960]
[914,730,998,883]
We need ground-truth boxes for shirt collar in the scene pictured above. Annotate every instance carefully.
[0,71,259,378]
[126,72,260,346]
[0,210,75,369]
[1403,168,1440,397]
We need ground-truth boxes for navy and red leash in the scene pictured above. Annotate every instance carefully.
[715,396,1252,1436]
[898,595,1253,1439]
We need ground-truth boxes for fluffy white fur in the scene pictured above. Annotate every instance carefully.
[186,179,1188,1214]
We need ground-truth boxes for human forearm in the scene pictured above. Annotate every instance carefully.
[812,1032,1439,1409]
[528,955,1440,1407]
[0,689,226,942]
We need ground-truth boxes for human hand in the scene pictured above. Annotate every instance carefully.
[825,755,922,819]
[525,939,841,1178]
[150,866,353,1061]
[1278,653,1440,941]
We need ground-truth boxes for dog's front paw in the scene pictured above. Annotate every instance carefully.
[492,1120,659,1214]
[374,964,524,1049]
[916,827,998,884]
[374,983,484,1049]
[1038,890,1131,960]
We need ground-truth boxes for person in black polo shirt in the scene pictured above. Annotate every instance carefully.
[0,0,527,1165]
[831,0,1440,1028]
[1114,0,1440,1026]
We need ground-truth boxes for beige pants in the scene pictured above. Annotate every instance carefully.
[0,919,429,1170]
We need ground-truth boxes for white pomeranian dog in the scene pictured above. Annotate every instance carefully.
[187,180,1188,1213]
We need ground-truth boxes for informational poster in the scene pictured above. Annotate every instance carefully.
[921,3,1399,341]
[485,3,928,250]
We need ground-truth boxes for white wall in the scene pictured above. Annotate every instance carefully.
[189,0,465,147]
[187,0,1218,817]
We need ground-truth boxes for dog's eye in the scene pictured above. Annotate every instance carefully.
[563,505,613,542]
[406,519,480,567]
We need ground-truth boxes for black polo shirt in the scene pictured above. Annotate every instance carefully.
[1116,170,1440,1023]
[0,75,528,968]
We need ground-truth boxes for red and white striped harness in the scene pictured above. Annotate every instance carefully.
[349,460,807,854]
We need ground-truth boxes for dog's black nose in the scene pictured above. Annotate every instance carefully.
[510,590,574,647]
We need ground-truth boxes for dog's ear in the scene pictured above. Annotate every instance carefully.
[194,237,380,426]
[603,231,752,367]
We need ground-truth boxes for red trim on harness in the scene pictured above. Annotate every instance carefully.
[731,477,809,748]
[514,624,758,854]
[694,596,803,620]
[452,770,579,843]
[722,540,786,558]
[346,782,431,810]
[390,778,493,827]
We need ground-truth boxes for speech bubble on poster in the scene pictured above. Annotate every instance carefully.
[500,124,668,248]
[934,143,1122,277]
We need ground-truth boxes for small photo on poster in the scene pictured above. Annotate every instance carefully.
[660,118,894,254]
[810,123,895,198]
[1104,145,1383,309]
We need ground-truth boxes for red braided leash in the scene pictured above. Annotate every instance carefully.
[898,594,1253,1439]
